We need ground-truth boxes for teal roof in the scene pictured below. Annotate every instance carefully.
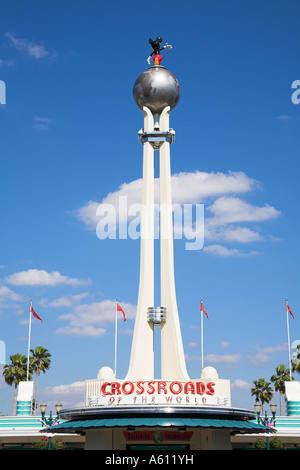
[46,417,271,433]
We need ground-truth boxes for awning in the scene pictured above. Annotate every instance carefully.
[43,417,273,434]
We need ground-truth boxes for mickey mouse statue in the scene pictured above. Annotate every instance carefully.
[147,37,173,65]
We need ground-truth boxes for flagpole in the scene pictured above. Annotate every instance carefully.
[114,298,117,377]
[26,299,32,381]
[201,298,204,372]
[286,298,292,381]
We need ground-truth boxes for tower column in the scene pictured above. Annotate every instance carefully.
[127,58,189,383]
[159,107,189,381]
[125,107,155,381]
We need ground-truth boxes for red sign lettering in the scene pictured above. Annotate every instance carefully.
[100,380,215,397]
[147,381,155,394]
[136,381,145,394]
[122,381,134,395]
[157,381,167,394]
[169,381,183,394]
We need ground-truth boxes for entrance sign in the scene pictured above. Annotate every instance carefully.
[87,379,229,407]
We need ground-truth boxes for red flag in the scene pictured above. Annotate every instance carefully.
[117,303,126,322]
[30,305,42,322]
[287,304,294,319]
[201,301,209,320]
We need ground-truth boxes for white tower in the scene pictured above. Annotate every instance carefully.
[125,63,189,382]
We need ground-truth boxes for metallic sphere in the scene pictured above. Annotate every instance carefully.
[133,66,180,115]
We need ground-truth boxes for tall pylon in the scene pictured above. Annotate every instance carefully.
[125,62,189,381]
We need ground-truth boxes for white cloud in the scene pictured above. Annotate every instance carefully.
[55,325,107,337]
[5,32,52,59]
[42,381,85,409]
[187,343,287,369]
[0,285,23,302]
[203,196,280,252]
[185,353,242,364]
[247,344,287,365]
[76,200,103,229]
[0,286,24,313]
[122,328,134,336]
[202,244,260,257]
[231,379,251,390]
[277,115,291,121]
[43,380,85,396]
[170,170,257,204]
[74,169,280,256]
[56,299,136,337]
[205,353,242,364]
[41,293,90,308]
[33,116,52,130]
[207,196,280,227]
[0,59,14,67]
[185,353,201,361]
[75,170,258,229]
[5,269,90,287]
[207,226,263,244]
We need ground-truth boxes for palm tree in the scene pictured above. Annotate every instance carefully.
[2,353,31,415]
[270,364,291,416]
[251,378,273,415]
[30,346,51,415]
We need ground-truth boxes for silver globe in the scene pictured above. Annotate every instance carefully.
[133,66,180,115]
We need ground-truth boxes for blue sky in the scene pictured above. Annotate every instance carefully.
[0,0,300,415]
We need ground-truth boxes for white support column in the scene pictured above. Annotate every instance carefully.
[159,106,190,381]
[125,107,155,381]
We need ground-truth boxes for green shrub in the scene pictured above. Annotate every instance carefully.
[35,438,65,450]
[254,438,267,449]
[270,437,283,449]
[35,437,50,450]
[52,439,65,450]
